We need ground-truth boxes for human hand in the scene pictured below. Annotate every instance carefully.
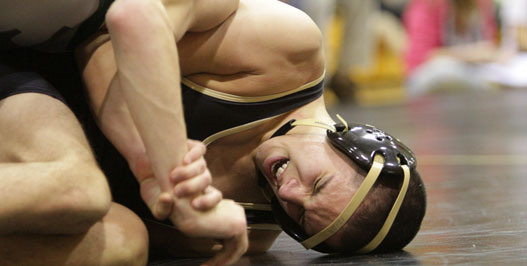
[138,139,220,220]
[137,139,247,264]
[169,141,248,265]
[170,140,222,211]
[172,198,249,266]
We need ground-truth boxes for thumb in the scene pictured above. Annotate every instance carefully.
[152,192,174,220]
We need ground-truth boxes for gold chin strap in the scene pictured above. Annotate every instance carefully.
[301,154,385,249]
[291,119,336,132]
[357,164,410,253]
[289,114,349,133]
[301,154,411,252]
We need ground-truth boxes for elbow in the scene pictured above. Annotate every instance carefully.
[73,169,112,227]
[105,0,140,32]
[0,157,112,235]
[56,160,112,233]
[106,0,168,35]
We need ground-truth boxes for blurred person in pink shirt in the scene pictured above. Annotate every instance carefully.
[403,0,498,96]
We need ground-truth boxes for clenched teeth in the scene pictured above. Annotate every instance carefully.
[272,160,289,178]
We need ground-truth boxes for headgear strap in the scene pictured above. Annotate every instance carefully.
[301,154,383,249]
[266,116,413,252]
[301,155,410,250]
[357,164,410,253]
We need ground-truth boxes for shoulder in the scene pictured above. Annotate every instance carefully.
[237,0,325,88]
[240,0,322,53]
[179,0,325,95]
[238,0,324,72]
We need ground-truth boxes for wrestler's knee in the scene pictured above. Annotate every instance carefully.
[0,204,148,266]
[102,203,149,266]
[60,160,112,230]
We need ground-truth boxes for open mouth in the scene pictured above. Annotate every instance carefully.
[272,159,289,180]
[264,158,289,186]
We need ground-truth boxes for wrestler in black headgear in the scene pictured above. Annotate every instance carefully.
[258,116,417,253]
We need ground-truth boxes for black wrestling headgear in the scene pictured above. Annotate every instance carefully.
[257,116,417,253]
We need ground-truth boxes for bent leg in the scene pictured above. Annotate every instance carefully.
[0,203,149,266]
[0,92,111,235]
[0,82,146,264]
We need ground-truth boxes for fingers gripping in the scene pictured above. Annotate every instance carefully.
[191,186,223,211]
[174,169,212,197]
[184,140,207,164]
[171,157,209,184]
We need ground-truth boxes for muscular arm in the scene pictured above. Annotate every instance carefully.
[79,1,248,264]
[77,0,241,204]
[78,35,148,179]
[78,0,323,169]
[104,0,186,193]
[101,0,239,194]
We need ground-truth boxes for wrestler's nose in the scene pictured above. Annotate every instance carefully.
[277,178,304,205]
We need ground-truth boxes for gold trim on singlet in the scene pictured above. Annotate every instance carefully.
[203,116,279,145]
[196,71,326,145]
[181,71,325,103]
[237,202,272,211]
[237,202,282,231]
[247,224,282,231]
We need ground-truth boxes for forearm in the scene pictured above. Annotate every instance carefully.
[97,76,152,179]
[99,0,239,193]
[106,0,188,193]
[77,37,151,181]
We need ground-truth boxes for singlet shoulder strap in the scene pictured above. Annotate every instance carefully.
[182,70,325,103]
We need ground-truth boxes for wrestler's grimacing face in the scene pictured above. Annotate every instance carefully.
[254,130,362,238]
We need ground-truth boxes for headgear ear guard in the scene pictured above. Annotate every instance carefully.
[257,115,416,253]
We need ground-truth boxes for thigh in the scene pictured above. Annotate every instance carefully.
[0,62,96,164]
[0,93,91,162]
[0,68,111,235]
[0,203,149,266]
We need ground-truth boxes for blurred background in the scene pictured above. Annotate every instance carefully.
[281,0,527,107]
[262,3,527,264]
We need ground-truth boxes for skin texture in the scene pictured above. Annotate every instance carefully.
[0,93,148,265]
[77,0,364,263]
[1,0,247,265]
[254,129,364,240]
[103,0,249,264]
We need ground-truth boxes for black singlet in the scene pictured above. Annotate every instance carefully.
[182,75,325,144]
